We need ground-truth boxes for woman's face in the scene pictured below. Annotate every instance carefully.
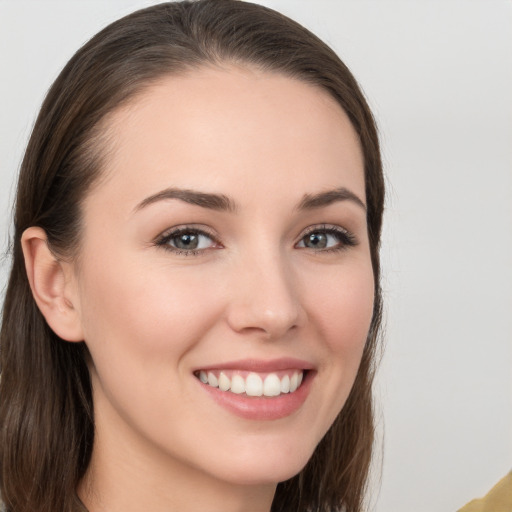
[72,66,374,489]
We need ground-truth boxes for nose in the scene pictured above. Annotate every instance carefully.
[225,252,305,340]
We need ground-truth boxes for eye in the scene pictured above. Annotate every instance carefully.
[155,227,220,255]
[296,225,357,252]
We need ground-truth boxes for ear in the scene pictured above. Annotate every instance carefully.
[21,227,84,342]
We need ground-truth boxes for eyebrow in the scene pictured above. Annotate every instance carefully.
[297,187,366,211]
[133,187,237,213]
[133,185,365,214]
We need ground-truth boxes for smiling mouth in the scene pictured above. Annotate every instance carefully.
[194,369,305,397]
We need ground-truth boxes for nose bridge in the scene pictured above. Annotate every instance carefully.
[227,244,303,339]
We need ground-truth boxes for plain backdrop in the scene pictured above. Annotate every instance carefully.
[0,1,511,511]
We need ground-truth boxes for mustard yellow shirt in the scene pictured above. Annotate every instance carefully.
[457,472,512,512]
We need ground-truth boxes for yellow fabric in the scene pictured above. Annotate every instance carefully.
[457,472,512,512]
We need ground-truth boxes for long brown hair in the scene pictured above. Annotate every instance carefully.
[0,1,384,511]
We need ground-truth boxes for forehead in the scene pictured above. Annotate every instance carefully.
[91,65,365,210]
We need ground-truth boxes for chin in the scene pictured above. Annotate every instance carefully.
[208,441,315,487]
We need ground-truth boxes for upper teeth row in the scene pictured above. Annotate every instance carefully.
[198,371,304,397]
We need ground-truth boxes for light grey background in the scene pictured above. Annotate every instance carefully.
[1,1,511,511]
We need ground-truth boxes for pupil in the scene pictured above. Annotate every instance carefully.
[175,233,198,250]
[307,233,327,249]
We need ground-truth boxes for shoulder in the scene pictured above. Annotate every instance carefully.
[457,472,512,512]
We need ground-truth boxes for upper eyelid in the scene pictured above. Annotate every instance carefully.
[297,224,351,238]
[156,224,218,240]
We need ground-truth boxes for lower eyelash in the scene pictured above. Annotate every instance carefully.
[164,249,202,256]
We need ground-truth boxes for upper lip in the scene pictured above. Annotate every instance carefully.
[194,357,315,373]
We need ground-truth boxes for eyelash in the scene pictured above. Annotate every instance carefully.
[297,225,358,253]
[154,224,357,256]
[154,226,221,256]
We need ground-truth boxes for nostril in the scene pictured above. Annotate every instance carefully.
[226,305,303,340]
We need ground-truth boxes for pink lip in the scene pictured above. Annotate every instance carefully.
[194,357,315,373]
[194,358,316,421]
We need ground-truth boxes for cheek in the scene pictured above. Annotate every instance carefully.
[75,255,230,443]
[76,254,226,371]
[305,260,375,352]
[301,258,374,416]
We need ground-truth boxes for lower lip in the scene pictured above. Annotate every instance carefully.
[197,371,315,421]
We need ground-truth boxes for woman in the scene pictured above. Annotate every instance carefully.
[0,1,384,511]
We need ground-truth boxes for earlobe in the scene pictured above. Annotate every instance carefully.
[21,227,84,342]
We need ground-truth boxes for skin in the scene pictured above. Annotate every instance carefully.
[23,65,374,512]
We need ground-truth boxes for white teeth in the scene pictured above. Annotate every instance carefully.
[230,374,245,394]
[289,373,298,393]
[218,372,230,391]
[263,374,281,397]
[207,372,218,387]
[199,370,305,397]
[245,373,263,396]
[280,374,290,393]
